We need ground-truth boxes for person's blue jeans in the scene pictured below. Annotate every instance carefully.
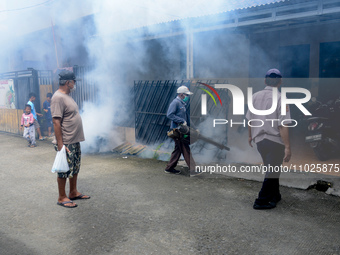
[255,139,285,204]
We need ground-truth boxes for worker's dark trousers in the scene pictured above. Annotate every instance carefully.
[165,137,196,171]
[255,139,285,204]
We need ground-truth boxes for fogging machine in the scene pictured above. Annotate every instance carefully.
[167,125,230,151]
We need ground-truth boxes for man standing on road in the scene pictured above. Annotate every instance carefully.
[246,69,292,210]
[165,85,197,176]
[51,70,90,208]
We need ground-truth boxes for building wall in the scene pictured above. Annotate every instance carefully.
[194,29,250,79]
[249,21,340,100]
[250,22,340,78]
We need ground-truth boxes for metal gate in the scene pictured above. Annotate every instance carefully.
[134,79,230,146]
[134,80,188,144]
[0,68,53,112]
[73,65,98,111]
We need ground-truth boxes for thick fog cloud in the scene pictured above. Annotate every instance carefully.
[0,0,275,163]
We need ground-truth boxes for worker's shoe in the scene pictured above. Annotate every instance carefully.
[271,195,281,204]
[253,201,276,210]
[164,168,181,174]
[189,169,203,177]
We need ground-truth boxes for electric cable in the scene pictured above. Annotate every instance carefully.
[0,0,55,13]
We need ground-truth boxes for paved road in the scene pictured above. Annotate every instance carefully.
[0,132,340,255]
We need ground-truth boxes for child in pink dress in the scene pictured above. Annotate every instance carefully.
[20,104,36,147]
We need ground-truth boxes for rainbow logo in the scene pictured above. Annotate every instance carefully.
[198,82,222,106]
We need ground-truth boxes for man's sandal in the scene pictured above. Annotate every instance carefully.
[57,201,77,208]
[69,194,91,200]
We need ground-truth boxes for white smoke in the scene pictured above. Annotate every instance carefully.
[80,0,235,153]
[0,0,275,163]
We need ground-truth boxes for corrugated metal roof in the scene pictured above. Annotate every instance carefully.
[177,0,287,19]
[122,0,287,31]
[90,0,289,36]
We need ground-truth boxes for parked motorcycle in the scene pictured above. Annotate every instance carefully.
[305,97,340,161]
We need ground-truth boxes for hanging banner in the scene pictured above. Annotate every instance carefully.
[0,79,16,109]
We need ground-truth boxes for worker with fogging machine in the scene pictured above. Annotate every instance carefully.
[165,85,230,176]
[164,85,199,176]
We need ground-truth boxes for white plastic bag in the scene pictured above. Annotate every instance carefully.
[51,145,70,173]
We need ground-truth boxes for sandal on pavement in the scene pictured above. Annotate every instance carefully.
[39,137,46,141]
[57,201,77,208]
[69,194,91,200]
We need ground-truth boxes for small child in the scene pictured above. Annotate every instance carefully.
[20,104,36,148]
